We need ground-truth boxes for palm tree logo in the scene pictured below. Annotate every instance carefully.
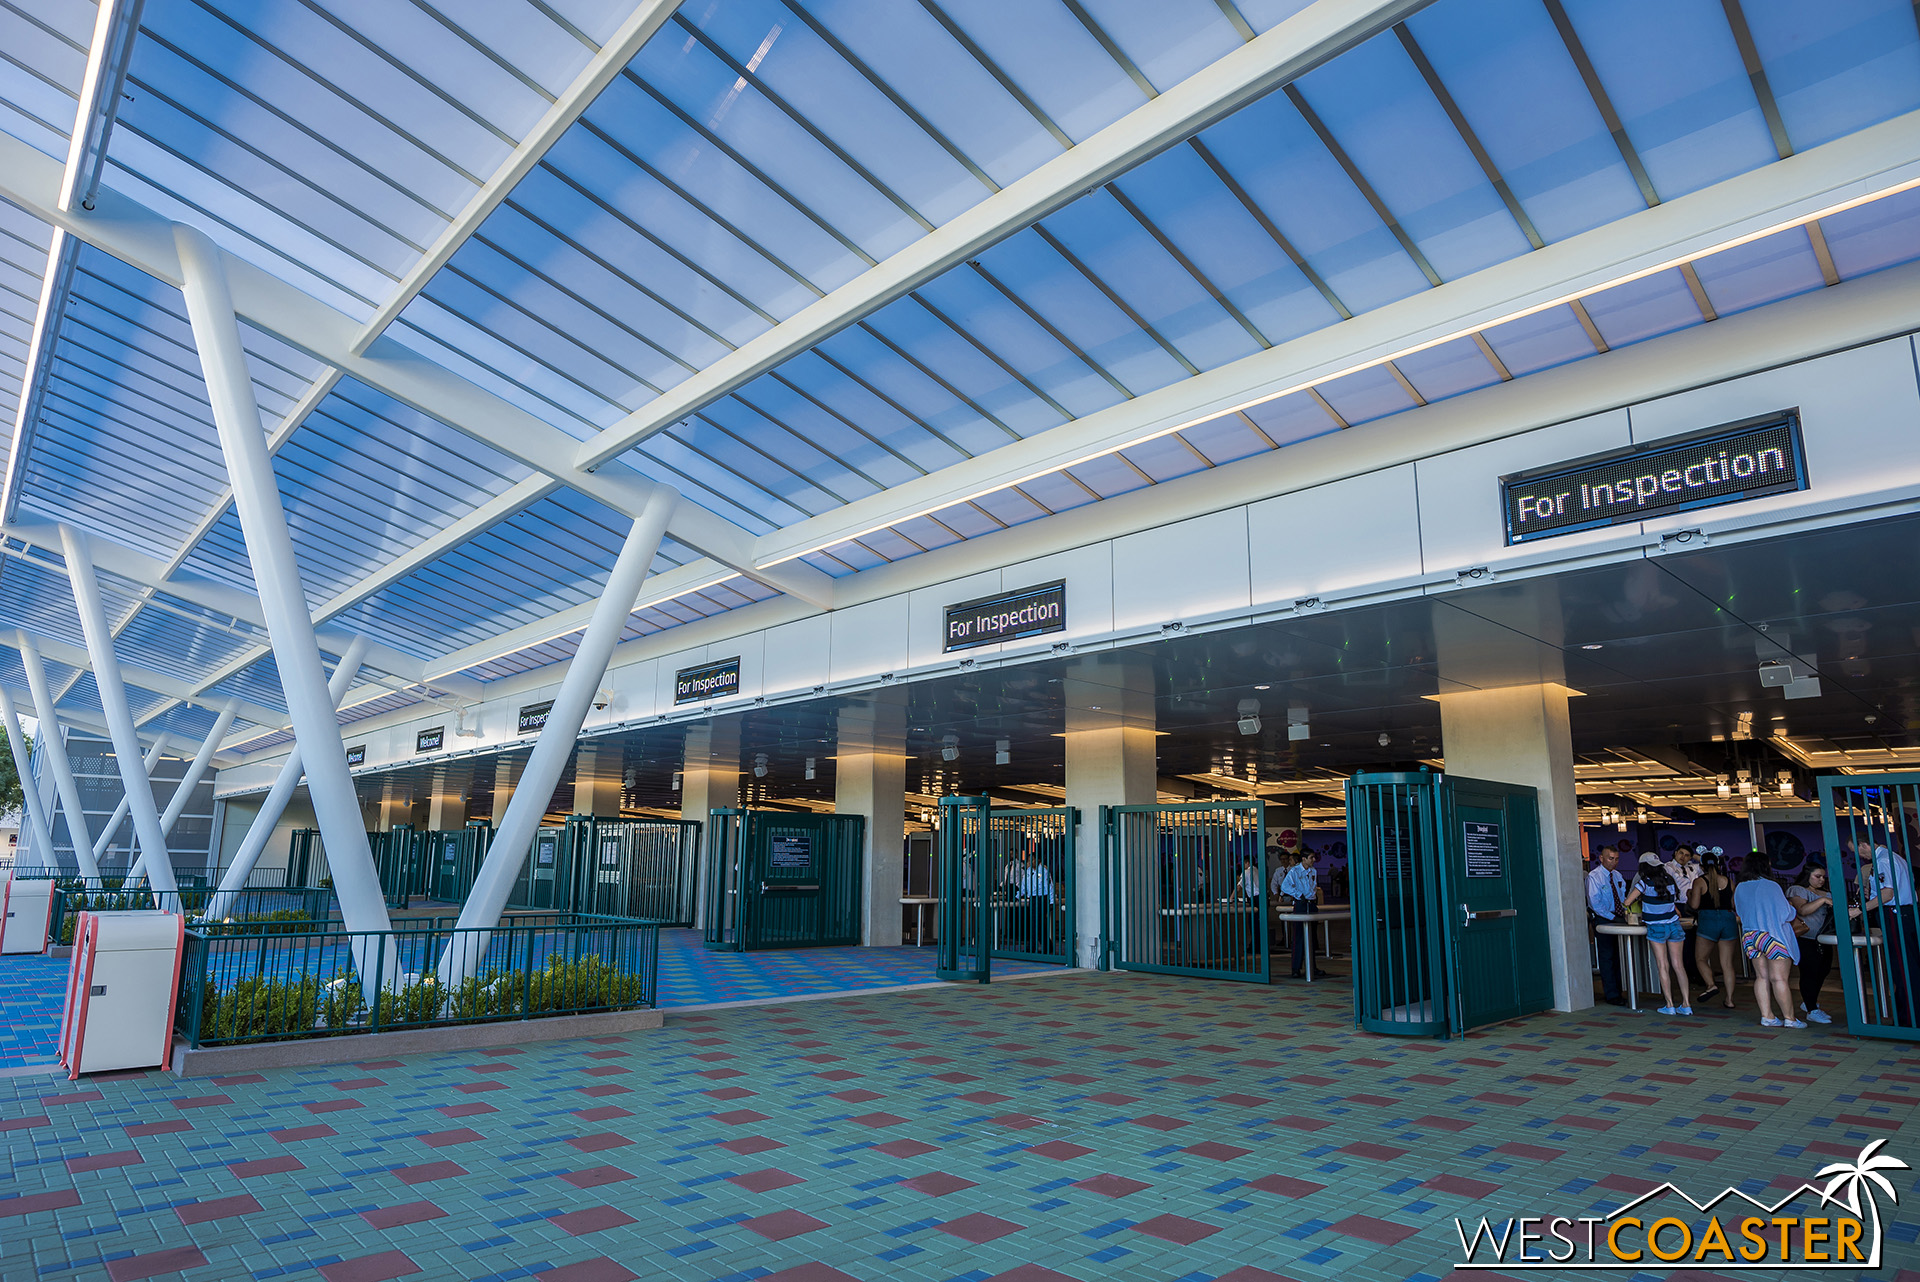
[1816,1138,1909,1265]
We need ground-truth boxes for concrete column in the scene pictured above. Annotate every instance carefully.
[574,742,624,819]
[426,769,457,830]
[1436,683,1588,1013]
[1063,656,1157,968]
[489,754,521,824]
[836,694,907,947]
[683,719,739,927]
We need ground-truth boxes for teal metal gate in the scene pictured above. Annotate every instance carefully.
[1347,772,1552,1038]
[1102,800,1268,982]
[702,810,865,951]
[512,817,591,912]
[583,819,702,924]
[288,828,326,888]
[937,797,1077,981]
[1818,773,1920,1042]
[427,822,493,902]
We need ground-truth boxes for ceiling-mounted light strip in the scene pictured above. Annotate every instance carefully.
[757,169,1920,571]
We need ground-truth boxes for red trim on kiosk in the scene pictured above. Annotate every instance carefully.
[65,913,101,1080]
[161,913,186,1071]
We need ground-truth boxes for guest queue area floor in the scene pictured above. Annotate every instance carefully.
[5,961,1920,1282]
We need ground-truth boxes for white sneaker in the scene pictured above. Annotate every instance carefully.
[1761,1016,1783,1027]
[1657,1005,1677,1015]
[1677,1006,1693,1016]
[1784,1018,1809,1029]
[1807,1008,1833,1024]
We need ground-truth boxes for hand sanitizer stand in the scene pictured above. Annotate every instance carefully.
[58,911,185,1079]
[1,876,55,953]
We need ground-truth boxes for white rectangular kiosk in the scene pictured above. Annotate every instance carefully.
[58,911,185,1079]
[1,876,54,953]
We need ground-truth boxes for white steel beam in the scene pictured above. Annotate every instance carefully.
[10,626,284,732]
[127,700,236,883]
[0,131,834,609]
[172,223,391,944]
[351,0,684,354]
[748,108,1920,567]
[442,490,676,984]
[18,637,99,878]
[60,525,178,894]
[90,733,169,867]
[0,687,58,872]
[570,0,1436,474]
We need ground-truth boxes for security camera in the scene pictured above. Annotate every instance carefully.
[941,733,960,762]
[1378,732,1391,747]
[1236,698,1261,736]
[593,687,613,710]
[752,753,769,779]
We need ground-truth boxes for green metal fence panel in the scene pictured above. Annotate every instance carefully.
[702,809,745,949]
[936,796,990,983]
[986,806,1076,966]
[49,883,333,945]
[1348,773,1449,1036]
[175,912,658,1048]
[1819,772,1920,1043]
[738,811,865,950]
[583,820,702,924]
[1102,800,1268,982]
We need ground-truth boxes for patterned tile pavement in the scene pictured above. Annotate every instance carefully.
[4,966,1920,1281]
[0,953,69,1068]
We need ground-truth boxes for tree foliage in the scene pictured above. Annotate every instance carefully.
[0,726,26,821]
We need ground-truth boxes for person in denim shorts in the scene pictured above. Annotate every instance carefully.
[1688,852,1740,1008]
[1628,853,1692,1015]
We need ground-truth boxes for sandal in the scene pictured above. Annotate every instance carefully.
[1697,985,1719,1001]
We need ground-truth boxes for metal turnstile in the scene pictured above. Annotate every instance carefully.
[427,822,493,902]
[702,809,865,951]
[1102,800,1268,983]
[513,817,591,911]
[1348,772,1551,1038]
[937,797,1077,982]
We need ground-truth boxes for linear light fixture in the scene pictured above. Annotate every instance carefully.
[757,176,1920,571]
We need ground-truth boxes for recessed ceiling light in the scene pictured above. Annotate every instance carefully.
[1254,684,1270,690]
[1581,644,1603,651]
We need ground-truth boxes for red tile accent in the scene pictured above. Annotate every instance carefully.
[1415,1115,1475,1133]
[419,1128,484,1147]
[1024,1141,1093,1161]
[467,1063,515,1073]
[870,1139,939,1158]
[552,1205,637,1236]
[937,1212,1023,1244]
[1493,1142,1564,1163]
[1049,1073,1097,1086]
[1331,1214,1418,1245]
[457,1082,509,1094]
[742,1209,829,1241]
[0,1116,49,1133]
[230,1156,305,1178]
[1129,1114,1190,1132]
[1475,1092,1529,1106]
[171,1095,230,1110]
[711,1109,770,1125]
[1131,1214,1221,1245]
[273,1125,337,1143]
[1408,1074,1459,1086]
[67,1150,143,1173]
[1835,1113,1902,1129]
[983,1268,1082,1282]
[360,1202,447,1230]
[559,1166,635,1189]
[392,1161,466,1185]
[1425,1174,1502,1199]
[331,1078,385,1090]
[1244,1174,1325,1198]
[901,1172,975,1196]
[211,1074,265,1085]
[705,1087,756,1100]
[762,1266,863,1282]
[1649,1140,1723,1162]
[1215,1093,1268,1107]
[477,1048,522,1057]
[1075,1174,1149,1198]
[956,1091,1011,1104]
[359,1060,406,1068]
[317,1250,422,1282]
[1339,1142,1408,1162]
[831,1089,884,1102]
[574,1105,633,1121]
[106,1246,209,1280]
[849,1112,908,1127]
[0,1189,81,1216]
[1347,1094,1398,1107]
[811,1069,857,1081]
[1087,1092,1138,1105]
[125,1121,193,1138]
[1293,1074,1336,1086]
[1169,1074,1217,1086]
[729,1169,806,1192]
[1555,1115,1616,1132]
[41,1092,103,1106]
[580,1066,628,1077]
[175,1194,262,1225]
[1183,1141,1250,1161]
[535,1263,640,1282]
[306,1100,364,1114]
[438,1103,497,1118]
[717,1136,786,1155]
[567,1133,633,1153]
[584,1049,628,1059]
[991,1113,1049,1130]
[1597,1174,1660,1196]
[1268,1115,1331,1132]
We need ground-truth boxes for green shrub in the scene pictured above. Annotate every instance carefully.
[381,976,445,1026]
[197,909,317,937]
[320,977,365,1033]
[198,974,321,1042]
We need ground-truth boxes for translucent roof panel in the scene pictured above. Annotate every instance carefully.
[1741,0,1920,151]
[18,246,321,561]
[109,0,634,317]
[1579,267,1707,348]
[1480,303,1603,378]
[1689,225,1828,317]
[1558,0,1779,201]
[0,200,56,434]
[0,0,90,160]
[1820,184,1920,278]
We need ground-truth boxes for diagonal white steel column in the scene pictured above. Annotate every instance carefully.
[208,636,366,921]
[127,700,237,884]
[439,491,676,985]
[171,224,393,949]
[92,733,168,869]
[0,687,58,872]
[17,637,99,879]
[60,525,178,894]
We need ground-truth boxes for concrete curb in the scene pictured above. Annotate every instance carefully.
[169,1007,664,1076]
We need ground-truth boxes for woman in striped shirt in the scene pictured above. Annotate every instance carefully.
[1627,853,1692,1016]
